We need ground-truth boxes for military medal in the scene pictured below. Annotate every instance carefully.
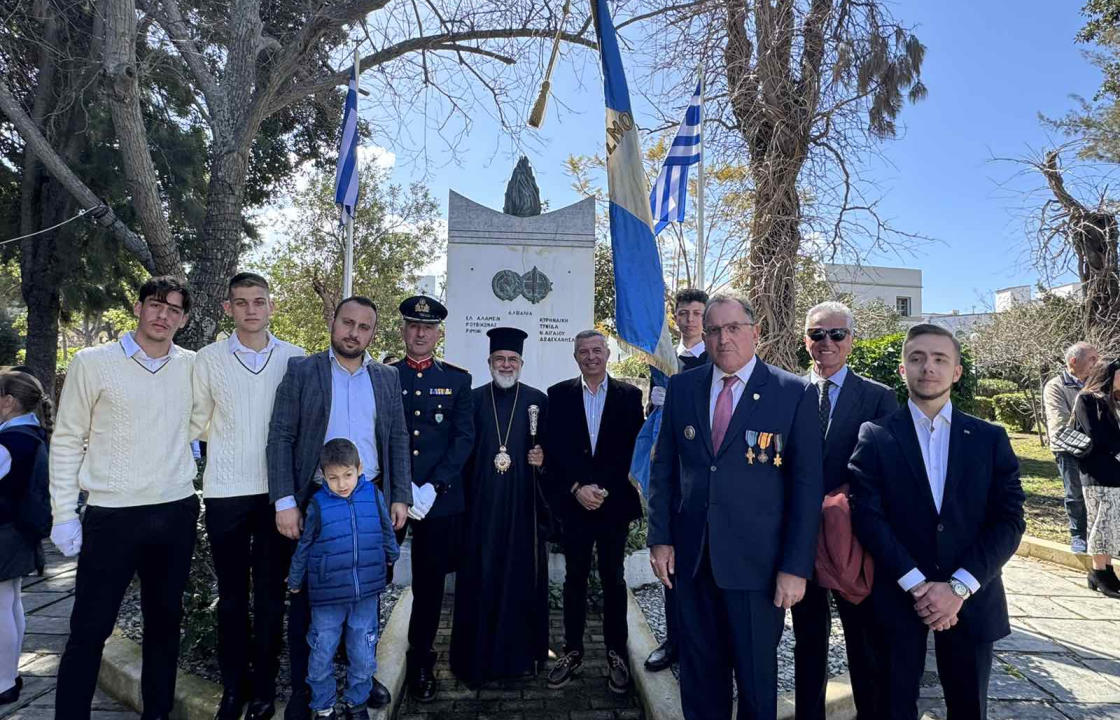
[745,430,759,464]
[490,383,521,474]
[757,432,772,464]
[773,433,784,467]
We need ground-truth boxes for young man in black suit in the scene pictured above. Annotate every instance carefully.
[849,324,1025,720]
[792,301,898,720]
[545,330,645,694]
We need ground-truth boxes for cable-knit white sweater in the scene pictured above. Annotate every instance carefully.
[49,341,197,522]
[191,336,306,498]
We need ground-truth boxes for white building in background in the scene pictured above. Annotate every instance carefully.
[824,263,923,318]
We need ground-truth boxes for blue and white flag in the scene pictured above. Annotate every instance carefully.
[593,0,677,378]
[334,73,359,225]
[650,82,702,236]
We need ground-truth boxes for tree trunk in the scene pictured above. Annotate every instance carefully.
[746,179,803,371]
[179,149,251,349]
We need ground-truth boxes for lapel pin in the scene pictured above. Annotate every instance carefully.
[684,425,696,440]
[753,393,760,401]
[964,429,971,435]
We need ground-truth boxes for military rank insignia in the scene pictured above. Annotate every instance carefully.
[429,388,453,395]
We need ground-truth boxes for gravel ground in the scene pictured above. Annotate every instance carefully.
[117,581,404,699]
[633,582,848,692]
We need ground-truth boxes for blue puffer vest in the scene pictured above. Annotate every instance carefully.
[307,478,388,606]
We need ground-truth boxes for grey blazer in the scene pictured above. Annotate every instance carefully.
[266,351,413,507]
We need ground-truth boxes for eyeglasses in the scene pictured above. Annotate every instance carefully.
[703,322,754,338]
[806,328,851,342]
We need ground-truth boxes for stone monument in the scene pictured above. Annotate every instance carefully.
[444,158,595,390]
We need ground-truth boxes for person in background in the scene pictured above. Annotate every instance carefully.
[1071,358,1120,599]
[0,371,53,706]
[288,439,399,720]
[1044,342,1099,554]
[191,272,306,720]
[50,276,199,720]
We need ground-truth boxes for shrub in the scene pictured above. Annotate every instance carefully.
[992,392,1036,432]
[608,355,650,379]
[846,333,978,413]
[974,396,995,421]
[977,378,1018,398]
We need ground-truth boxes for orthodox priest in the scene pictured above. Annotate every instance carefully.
[450,327,550,686]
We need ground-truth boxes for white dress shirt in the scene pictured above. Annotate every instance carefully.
[809,365,848,424]
[708,356,758,427]
[0,412,41,479]
[228,331,278,373]
[897,399,981,594]
[677,339,706,358]
[582,374,608,454]
[120,331,172,373]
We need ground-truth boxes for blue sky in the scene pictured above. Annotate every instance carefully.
[363,0,1105,315]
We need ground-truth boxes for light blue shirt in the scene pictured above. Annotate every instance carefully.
[897,399,981,595]
[582,375,608,454]
[0,412,40,480]
[809,365,848,425]
[325,347,380,479]
[708,356,758,427]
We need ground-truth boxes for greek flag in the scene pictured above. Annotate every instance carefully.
[334,73,359,225]
[593,0,677,378]
[650,82,702,235]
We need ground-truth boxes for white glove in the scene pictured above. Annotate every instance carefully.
[650,386,666,407]
[50,518,83,557]
[407,483,437,521]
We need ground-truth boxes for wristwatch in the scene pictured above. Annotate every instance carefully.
[948,577,971,600]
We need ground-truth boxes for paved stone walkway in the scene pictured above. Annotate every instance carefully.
[1,547,138,719]
[397,598,643,720]
[918,556,1120,719]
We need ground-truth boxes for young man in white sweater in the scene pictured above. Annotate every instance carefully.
[191,272,305,720]
[49,276,199,720]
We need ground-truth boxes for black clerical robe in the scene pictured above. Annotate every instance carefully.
[450,381,550,685]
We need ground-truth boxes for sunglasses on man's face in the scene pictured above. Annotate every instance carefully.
[806,328,851,342]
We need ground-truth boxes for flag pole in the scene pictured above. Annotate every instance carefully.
[342,47,358,298]
[694,64,706,291]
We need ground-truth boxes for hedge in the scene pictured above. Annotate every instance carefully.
[991,391,1035,432]
[845,333,977,413]
[977,378,1018,398]
[974,396,995,421]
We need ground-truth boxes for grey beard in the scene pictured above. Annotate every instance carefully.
[492,369,519,389]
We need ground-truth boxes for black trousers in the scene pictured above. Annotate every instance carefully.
[205,494,289,702]
[561,518,629,656]
[791,580,882,720]
[55,495,199,720]
[407,512,462,669]
[675,550,784,720]
[881,609,994,720]
[280,537,312,704]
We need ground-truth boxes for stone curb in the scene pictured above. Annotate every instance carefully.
[625,588,857,720]
[97,587,414,720]
[1015,534,1118,570]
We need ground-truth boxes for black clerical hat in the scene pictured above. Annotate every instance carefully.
[399,295,447,324]
[487,327,528,355]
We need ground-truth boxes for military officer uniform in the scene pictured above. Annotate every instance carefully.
[392,296,474,702]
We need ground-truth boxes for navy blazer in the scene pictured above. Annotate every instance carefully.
[820,371,898,493]
[266,352,413,508]
[647,361,824,591]
[848,407,1025,642]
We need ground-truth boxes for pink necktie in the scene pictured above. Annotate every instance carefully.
[711,375,739,450]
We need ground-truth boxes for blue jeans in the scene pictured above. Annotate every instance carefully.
[1056,453,1088,541]
[307,595,380,711]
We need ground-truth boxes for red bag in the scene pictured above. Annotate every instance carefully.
[813,484,874,604]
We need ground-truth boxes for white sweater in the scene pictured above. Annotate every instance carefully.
[191,336,306,498]
[50,341,197,522]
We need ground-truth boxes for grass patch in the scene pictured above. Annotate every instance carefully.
[1007,431,1068,544]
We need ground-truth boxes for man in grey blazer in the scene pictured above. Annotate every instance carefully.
[267,296,412,719]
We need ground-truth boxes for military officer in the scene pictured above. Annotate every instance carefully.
[392,296,474,702]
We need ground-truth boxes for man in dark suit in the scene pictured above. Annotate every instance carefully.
[545,330,645,694]
[792,301,898,720]
[648,293,823,720]
[266,296,413,719]
[849,323,1025,720]
[390,296,474,702]
[646,287,709,672]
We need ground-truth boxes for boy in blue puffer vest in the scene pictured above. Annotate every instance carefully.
[288,439,399,719]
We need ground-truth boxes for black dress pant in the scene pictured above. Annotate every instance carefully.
[407,512,462,668]
[881,607,994,720]
[675,550,784,720]
[55,495,199,720]
[280,537,311,705]
[561,517,630,656]
[205,494,289,702]
[663,583,678,649]
[791,580,882,720]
